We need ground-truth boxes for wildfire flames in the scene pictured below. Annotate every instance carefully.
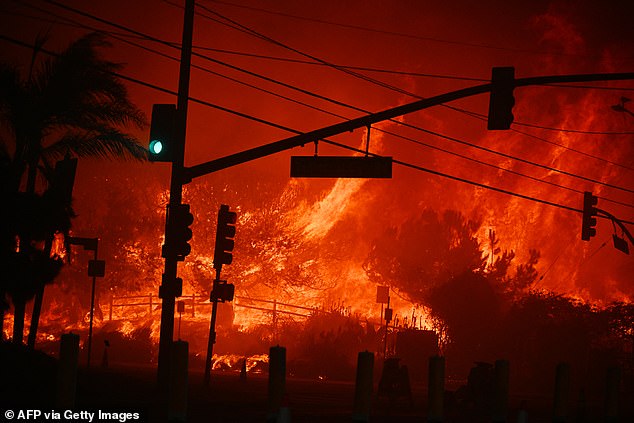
[1,1,632,387]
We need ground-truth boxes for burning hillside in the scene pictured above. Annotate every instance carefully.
[1,0,632,393]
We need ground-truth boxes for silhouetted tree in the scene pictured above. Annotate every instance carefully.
[0,32,146,345]
[362,209,549,374]
[363,209,486,302]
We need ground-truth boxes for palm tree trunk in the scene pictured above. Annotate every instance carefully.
[13,157,39,347]
[27,285,44,349]
[12,299,26,345]
[27,236,52,349]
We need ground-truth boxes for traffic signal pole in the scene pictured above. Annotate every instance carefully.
[149,13,631,390]
[157,0,195,389]
[204,272,221,387]
[204,205,237,386]
[183,72,634,181]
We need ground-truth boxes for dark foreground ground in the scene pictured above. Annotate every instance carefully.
[3,364,633,422]
[82,367,634,422]
[1,344,632,422]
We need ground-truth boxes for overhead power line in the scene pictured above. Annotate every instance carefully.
[26,0,634,197]
[542,83,634,91]
[20,3,634,210]
[203,0,634,61]
[19,1,353,121]
[512,121,634,135]
[511,128,634,172]
[192,3,634,183]
[2,31,632,227]
[40,0,634,180]
[1,4,489,83]
[320,138,634,225]
[199,3,634,139]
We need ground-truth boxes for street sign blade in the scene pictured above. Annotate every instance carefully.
[290,156,392,178]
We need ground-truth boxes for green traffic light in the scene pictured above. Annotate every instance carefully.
[149,139,163,155]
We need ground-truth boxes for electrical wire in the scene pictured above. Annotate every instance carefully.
[21,2,351,122]
[374,127,634,210]
[22,2,634,211]
[191,2,634,193]
[26,0,622,91]
[540,83,634,91]
[41,0,634,186]
[6,2,634,211]
[444,107,634,171]
[21,0,634,200]
[511,121,634,135]
[198,3,634,139]
[2,32,632,228]
[320,138,634,225]
[510,128,634,172]
[0,5,490,83]
[203,0,634,61]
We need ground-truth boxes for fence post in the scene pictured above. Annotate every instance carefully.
[268,345,286,422]
[553,362,570,422]
[493,359,510,423]
[428,355,445,422]
[56,333,80,408]
[149,293,153,316]
[352,351,374,422]
[168,340,188,422]
[605,366,621,422]
[109,295,113,321]
[191,293,195,317]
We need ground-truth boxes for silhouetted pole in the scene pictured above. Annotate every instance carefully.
[428,355,445,422]
[56,333,79,408]
[268,345,286,422]
[352,351,374,422]
[240,357,247,382]
[492,359,510,423]
[168,340,188,422]
[86,244,98,368]
[204,290,219,386]
[157,0,194,388]
[553,362,570,422]
[27,285,44,348]
[605,366,621,422]
[101,340,109,368]
[383,294,390,359]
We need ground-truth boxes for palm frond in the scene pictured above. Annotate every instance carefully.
[43,128,148,161]
[35,32,146,132]
[1,31,149,189]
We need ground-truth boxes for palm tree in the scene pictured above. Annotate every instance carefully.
[0,32,147,346]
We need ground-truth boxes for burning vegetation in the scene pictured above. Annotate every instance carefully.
[3,156,632,395]
[0,2,632,411]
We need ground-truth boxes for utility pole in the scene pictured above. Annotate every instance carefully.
[156,0,195,388]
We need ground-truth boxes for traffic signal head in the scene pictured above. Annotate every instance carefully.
[148,104,177,162]
[159,275,183,298]
[487,67,515,130]
[165,203,194,261]
[213,204,237,270]
[210,280,235,303]
[581,191,598,241]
